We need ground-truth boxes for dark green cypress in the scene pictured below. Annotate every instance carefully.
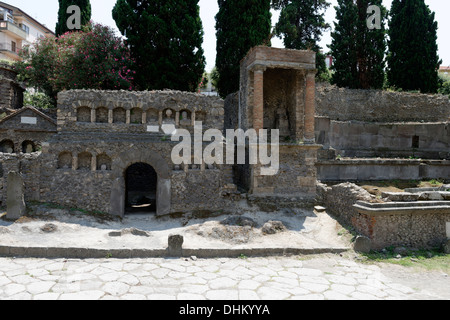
[113,0,206,92]
[272,0,331,81]
[215,0,272,98]
[387,0,441,93]
[55,0,92,37]
[329,0,386,89]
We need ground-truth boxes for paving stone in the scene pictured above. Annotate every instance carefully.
[102,282,130,296]
[177,293,206,300]
[205,290,239,300]
[209,277,238,290]
[330,284,355,295]
[59,290,105,300]
[0,256,446,301]
[26,281,55,295]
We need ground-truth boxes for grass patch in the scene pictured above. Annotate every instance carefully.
[362,247,450,273]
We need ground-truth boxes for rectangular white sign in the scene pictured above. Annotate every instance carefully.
[21,117,37,124]
[147,125,160,133]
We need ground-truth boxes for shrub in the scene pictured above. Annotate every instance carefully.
[15,22,135,101]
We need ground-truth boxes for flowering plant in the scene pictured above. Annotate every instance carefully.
[16,22,136,103]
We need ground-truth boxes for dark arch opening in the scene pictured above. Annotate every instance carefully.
[125,163,157,214]
[0,140,14,153]
[22,140,36,153]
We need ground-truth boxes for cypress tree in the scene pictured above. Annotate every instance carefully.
[329,0,386,89]
[113,0,206,92]
[387,0,441,93]
[55,0,92,37]
[272,0,331,81]
[215,0,272,98]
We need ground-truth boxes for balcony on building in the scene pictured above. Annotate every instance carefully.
[0,10,27,40]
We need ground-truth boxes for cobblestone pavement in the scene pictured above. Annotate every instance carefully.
[0,254,448,300]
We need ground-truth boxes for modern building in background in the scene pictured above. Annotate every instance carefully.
[0,1,54,61]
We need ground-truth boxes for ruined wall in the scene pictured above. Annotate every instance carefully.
[57,90,225,133]
[38,135,231,214]
[26,89,232,215]
[316,119,450,159]
[318,182,450,250]
[315,85,450,161]
[0,64,24,111]
[316,85,450,122]
[0,153,41,205]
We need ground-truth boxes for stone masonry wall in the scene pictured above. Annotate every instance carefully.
[57,90,225,134]
[319,182,450,250]
[316,85,450,122]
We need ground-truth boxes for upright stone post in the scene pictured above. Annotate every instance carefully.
[253,65,266,133]
[6,171,26,220]
[304,70,317,144]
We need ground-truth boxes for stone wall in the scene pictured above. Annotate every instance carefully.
[316,85,450,123]
[252,144,319,200]
[0,108,57,154]
[0,64,24,111]
[57,90,225,134]
[15,89,232,216]
[316,119,450,159]
[0,152,41,204]
[318,182,450,250]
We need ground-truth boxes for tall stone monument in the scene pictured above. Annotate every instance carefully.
[226,46,321,202]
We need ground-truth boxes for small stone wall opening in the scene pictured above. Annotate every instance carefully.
[0,140,14,153]
[130,108,142,124]
[96,107,109,123]
[97,153,112,171]
[125,162,158,214]
[113,107,126,123]
[180,109,191,126]
[146,109,159,124]
[163,109,175,124]
[412,136,420,149]
[77,107,91,123]
[22,141,36,153]
[57,151,72,169]
[78,152,92,171]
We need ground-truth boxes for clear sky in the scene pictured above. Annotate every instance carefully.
[6,0,450,72]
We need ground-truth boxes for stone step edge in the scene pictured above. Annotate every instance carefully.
[0,246,350,259]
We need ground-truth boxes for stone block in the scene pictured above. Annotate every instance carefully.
[353,236,372,253]
[168,234,184,257]
[6,171,26,220]
[443,239,450,254]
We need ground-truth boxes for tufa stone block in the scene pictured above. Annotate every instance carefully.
[6,171,26,220]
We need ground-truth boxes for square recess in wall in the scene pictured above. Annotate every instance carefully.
[447,222,450,239]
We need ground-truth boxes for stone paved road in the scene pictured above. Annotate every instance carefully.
[0,255,448,300]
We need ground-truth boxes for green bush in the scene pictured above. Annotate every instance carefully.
[438,80,450,97]
[24,91,55,109]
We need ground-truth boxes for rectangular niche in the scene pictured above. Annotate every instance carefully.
[263,68,302,140]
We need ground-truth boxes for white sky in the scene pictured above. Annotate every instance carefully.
[6,0,450,72]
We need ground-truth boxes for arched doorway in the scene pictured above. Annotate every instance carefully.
[125,163,158,214]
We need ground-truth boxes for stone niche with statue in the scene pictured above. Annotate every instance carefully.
[225,46,321,202]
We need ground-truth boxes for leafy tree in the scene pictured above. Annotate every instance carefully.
[16,23,135,105]
[24,91,54,109]
[387,0,441,93]
[272,0,331,81]
[215,0,272,98]
[55,0,92,36]
[113,0,205,92]
[329,0,387,89]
